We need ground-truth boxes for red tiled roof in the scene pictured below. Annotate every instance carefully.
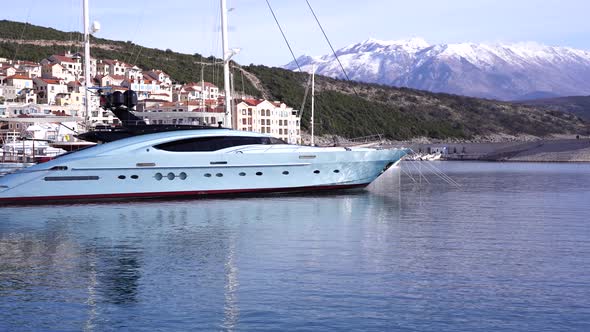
[240,98,264,106]
[18,61,40,66]
[110,85,129,91]
[51,55,77,63]
[36,78,61,84]
[6,75,32,80]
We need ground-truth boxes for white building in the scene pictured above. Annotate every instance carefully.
[234,98,301,144]
[15,61,42,78]
[137,101,225,126]
[33,78,68,104]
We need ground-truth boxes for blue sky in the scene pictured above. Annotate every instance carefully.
[3,0,590,66]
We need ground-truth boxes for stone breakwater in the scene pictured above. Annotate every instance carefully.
[404,139,590,162]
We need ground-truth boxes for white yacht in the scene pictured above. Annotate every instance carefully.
[0,129,408,203]
[0,0,409,204]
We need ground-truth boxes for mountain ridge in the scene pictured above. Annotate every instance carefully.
[285,38,590,101]
[1,20,589,140]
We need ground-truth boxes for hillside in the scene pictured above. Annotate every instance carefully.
[518,96,590,122]
[0,20,259,96]
[247,65,589,140]
[1,20,589,140]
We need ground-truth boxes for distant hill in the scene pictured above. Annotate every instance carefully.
[518,96,590,121]
[285,38,590,101]
[0,20,259,94]
[1,20,589,140]
[247,65,589,139]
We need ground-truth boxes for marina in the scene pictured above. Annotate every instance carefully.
[1,0,590,330]
[1,162,588,331]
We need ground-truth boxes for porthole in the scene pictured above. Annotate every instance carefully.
[179,172,187,180]
[333,170,340,173]
[167,172,175,180]
[131,175,139,179]
[313,170,320,174]
[154,173,163,180]
[282,171,289,175]
[204,173,212,177]
[118,175,126,180]
[239,172,246,176]
[256,172,263,176]
[216,173,223,177]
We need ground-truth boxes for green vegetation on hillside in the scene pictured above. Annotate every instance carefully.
[0,20,259,95]
[247,65,588,140]
[1,19,588,140]
[519,96,590,121]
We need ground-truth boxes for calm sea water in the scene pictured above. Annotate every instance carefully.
[1,162,589,331]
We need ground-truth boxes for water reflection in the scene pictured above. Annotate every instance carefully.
[2,163,587,331]
[0,185,395,331]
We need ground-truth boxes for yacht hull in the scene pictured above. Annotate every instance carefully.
[0,130,408,204]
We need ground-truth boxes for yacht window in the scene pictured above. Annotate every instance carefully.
[153,136,287,152]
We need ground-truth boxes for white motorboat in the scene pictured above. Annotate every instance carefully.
[0,0,409,204]
[0,129,408,203]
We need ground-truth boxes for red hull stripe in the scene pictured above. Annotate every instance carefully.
[0,183,369,204]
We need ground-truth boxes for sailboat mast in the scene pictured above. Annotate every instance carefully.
[311,64,315,146]
[220,0,232,128]
[83,0,91,125]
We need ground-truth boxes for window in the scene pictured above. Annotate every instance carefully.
[153,136,287,152]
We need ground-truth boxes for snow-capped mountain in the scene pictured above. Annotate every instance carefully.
[284,38,590,100]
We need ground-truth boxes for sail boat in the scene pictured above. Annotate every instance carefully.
[0,0,409,204]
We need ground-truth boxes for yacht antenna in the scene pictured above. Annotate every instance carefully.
[220,0,232,128]
[311,64,315,146]
[83,0,91,126]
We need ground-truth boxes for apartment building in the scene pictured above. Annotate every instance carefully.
[234,98,301,144]
[33,78,68,104]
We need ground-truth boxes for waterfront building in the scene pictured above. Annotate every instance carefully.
[235,98,301,144]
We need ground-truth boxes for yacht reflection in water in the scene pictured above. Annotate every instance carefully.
[0,185,402,330]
